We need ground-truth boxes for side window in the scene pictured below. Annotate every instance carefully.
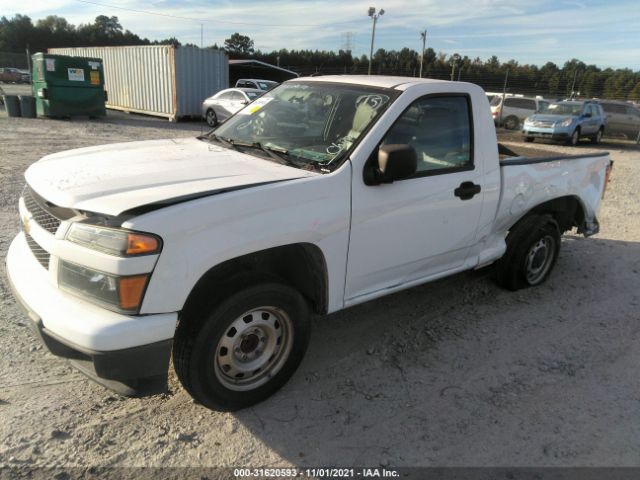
[230,91,244,101]
[382,96,472,175]
[626,106,640,117]
[523,99,537,110]
[217,92,234,100]
[504,97,518,107]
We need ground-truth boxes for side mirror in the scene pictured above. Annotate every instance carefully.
[366,144,417,185]
[241,100,249,105]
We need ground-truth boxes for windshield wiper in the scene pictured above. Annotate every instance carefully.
[231,140,309,169]
[207,133,236,149]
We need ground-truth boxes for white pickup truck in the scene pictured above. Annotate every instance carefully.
[7,76,613,411]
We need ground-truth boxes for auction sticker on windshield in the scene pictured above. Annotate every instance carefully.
[239,96,273,115]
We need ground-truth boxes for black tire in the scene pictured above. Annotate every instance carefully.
[205,109,217,127]
[524,136,534,143]
[590,128,603,144]
[567,128,580,146]
[494,214,561,291]
[504,116,519,130]
[173,275,311,411]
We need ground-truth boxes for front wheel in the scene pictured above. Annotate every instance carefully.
[524,136,534,143]
[494,214,561,291]
[173,278,311,411]
[568,128,580,146]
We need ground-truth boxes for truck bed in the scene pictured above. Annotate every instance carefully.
[493,143,611,237]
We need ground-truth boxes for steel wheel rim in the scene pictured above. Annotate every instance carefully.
[214,307,293,391]
[525,235,556,284]
[506,117,517,129]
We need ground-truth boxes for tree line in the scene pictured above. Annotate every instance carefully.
[1,14,638,101]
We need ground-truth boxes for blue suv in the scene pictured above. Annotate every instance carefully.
[522,100,607,146]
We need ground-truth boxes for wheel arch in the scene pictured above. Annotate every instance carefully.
[181,243,329,317]
[510,195,587,234]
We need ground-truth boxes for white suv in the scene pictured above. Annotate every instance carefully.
[491,96,549,130]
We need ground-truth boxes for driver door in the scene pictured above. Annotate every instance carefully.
[345,94,485,302]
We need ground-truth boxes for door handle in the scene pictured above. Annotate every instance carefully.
[454,181,481,200]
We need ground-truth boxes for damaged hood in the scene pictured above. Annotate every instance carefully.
[25,137,317,216]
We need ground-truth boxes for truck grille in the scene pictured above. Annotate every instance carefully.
[23,186,62,235]
[25,232,50,270]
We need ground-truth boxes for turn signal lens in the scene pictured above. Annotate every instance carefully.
[119,275,149,310]
[59,261,150,312]
[127,233,159,255]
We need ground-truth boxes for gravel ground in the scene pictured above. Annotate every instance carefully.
[0,107,639,470]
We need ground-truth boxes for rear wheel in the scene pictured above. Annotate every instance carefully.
[494,214,561,291]
[590,128,603,144]
[504,115,519,130]
[173,276,311,411]
[205,109,217,127]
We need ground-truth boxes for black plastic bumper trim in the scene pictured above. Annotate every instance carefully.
[7,273,172,397]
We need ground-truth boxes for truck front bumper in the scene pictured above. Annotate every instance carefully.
[6,232,177,396]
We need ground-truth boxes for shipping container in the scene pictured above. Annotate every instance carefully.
[49,45,228,120]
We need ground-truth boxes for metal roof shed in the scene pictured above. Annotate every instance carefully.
[229,60,298,85]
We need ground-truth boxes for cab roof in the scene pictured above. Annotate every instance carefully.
[288,75,449,90]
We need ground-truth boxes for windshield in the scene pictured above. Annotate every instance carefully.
[211,82,394,169]
[490,96,502,106]
[258,81,277,90]
[539,102,582,116]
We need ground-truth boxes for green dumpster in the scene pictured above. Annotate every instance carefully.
[31,53,106,118]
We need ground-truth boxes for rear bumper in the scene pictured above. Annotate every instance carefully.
[6,232,176,396]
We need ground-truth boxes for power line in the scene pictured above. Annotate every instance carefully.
[74,0,358,28]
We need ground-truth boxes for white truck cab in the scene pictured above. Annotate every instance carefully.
[7,76,612,410]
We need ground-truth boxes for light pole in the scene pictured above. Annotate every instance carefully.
[367,7,385,75]
[450,53,460,81]
[419,29,427,78]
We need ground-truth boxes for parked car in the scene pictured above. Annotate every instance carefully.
[201,88,264,126]
[0,67,22,83]
[522,100,607,145]
[490,95,549,129]
[7,77,613,411]
[17,70,31,84]
[235,79,279,91]
[599,100,640,140]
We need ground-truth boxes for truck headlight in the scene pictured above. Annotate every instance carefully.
[67,223,161,256]
[58,260,149,312]
[560,118,573,127]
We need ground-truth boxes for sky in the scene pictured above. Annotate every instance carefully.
[2,0,639,69]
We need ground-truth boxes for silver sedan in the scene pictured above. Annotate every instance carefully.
[202,88,264,127]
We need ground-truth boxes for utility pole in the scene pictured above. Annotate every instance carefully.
[450,53,460,81]
[200,24,204,48]
[499,68,509,127]
[419,29,427,78]
[570,68,579,99]
[367,7,385,75]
